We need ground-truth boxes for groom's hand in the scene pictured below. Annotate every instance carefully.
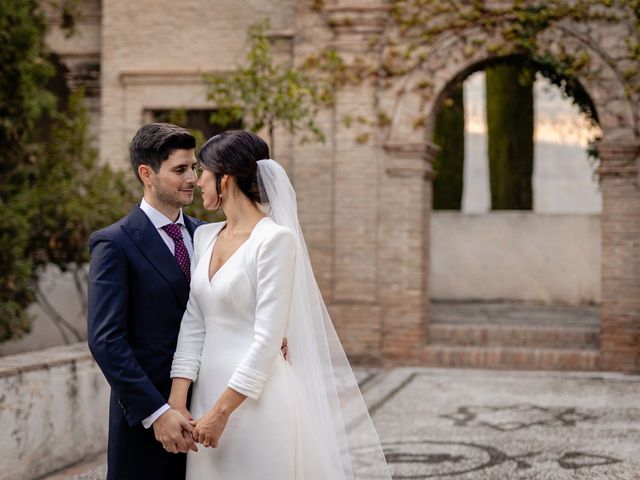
[153,408,196,453]
[173,406,196,425]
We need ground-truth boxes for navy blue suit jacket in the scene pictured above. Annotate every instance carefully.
[87,206,203,480]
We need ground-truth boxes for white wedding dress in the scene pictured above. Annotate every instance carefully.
[171,217,325,479]
[171,159,391,480]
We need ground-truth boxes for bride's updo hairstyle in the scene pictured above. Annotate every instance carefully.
[198,130,270,205]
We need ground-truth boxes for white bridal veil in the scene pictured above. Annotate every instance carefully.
[257,159,391,480]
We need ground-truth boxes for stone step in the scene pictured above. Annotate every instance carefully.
[430,301,601,328]
[429,323,600,349]
[421,345,600,370]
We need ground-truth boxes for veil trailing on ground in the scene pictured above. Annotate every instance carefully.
[257,159,391,480]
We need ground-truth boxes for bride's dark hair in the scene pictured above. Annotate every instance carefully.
[198,130,269,205]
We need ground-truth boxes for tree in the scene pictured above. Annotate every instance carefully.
[486,64,534,210]
[0,0,56,341]
[204,20,332,155]
[433,84,465,210]
[0,0,56,181]
[30,89,135,341]
[0,1,135,342]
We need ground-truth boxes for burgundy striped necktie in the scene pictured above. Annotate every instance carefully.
[161,223,191,283]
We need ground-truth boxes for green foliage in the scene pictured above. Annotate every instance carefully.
[0,0,54,341]
[0,200,34,341]
[204,20,333,154]
[27,89,135,271]
[486,64,534,210]
[1,88,136,342]
[387,0,639,104]
[161,108,206,149]
[310,0,638,138]
[0,0,56,182]
[433,84,464,210]
[0,1,136,342]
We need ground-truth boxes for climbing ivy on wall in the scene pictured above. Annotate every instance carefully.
[306,0,639,139]
[386,0,639,101]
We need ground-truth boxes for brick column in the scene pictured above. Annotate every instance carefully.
[598,139,640,372]
[379,141,437,364]
[322,4,388,363]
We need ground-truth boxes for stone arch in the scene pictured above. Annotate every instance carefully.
[386,25,636,146]
[381,23,640,372]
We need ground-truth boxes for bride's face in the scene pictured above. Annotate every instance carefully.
[198,168,221,210]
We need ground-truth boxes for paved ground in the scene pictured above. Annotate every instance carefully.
[358,368,640,479]
[54,367,640,479]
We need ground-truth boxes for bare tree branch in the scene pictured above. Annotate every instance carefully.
[35,283,82,343]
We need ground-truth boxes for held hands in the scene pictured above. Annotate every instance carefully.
[192,387,245,448]
[153,408,198,453]
[193,408,229,448]
[161,336,287,453]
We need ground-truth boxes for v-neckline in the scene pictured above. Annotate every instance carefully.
[207,217,268,284]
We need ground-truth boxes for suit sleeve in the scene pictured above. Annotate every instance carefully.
[227,228,295,399]
[87,232,166,426]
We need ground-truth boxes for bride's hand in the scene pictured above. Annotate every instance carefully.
[169,379,196,426]
[168,395,196,426]
[193,409,229,448]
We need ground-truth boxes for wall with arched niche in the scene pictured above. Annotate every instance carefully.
[294,1,640,371]
[377,15,640,371]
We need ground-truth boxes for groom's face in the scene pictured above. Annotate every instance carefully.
[147,148,198,208]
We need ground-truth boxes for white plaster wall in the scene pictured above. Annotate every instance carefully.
[0,344,109,480]
[430,212,601,304]
[0,267,87,357]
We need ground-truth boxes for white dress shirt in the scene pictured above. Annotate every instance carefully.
[140,198,194,262]
[139,198,194,429]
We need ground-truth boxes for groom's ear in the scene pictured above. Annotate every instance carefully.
[138,164,153,187]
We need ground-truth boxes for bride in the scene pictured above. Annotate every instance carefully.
[169,130,390,479]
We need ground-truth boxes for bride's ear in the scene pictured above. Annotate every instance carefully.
[221,174,236,192]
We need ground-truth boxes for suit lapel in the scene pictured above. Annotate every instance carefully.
[121,206,189,307]
[183,214,203,241]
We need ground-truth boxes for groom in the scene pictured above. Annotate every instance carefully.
[88,123,203,480]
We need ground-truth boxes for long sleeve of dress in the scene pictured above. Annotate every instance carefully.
[228,228,296,399]
[170,229,207,381]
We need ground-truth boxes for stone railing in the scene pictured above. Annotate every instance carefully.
[0,343,108,480]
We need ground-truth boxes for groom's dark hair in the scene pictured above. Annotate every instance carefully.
[129,123,196,183]
[198,130,270,204]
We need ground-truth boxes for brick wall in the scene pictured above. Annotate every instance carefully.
[42,0,640,372]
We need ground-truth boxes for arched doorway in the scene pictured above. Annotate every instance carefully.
[382,26,640,372]
[427,56,602,369]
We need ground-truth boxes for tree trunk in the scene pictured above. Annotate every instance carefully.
[485,64,534,210]
[433,83,464,210]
